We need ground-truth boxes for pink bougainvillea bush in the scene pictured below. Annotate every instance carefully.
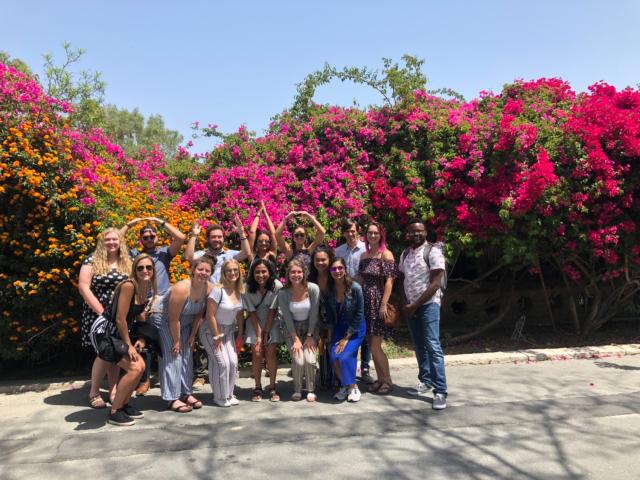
[2,59,639,361]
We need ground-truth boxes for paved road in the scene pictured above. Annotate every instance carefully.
[1,356,639,479]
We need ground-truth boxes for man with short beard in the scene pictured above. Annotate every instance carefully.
[399,218,448,410]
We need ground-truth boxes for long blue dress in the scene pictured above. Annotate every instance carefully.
[329,301,366,386]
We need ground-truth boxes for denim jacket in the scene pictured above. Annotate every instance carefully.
[324,281,364,336]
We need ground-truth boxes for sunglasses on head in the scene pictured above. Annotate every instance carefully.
[136,264,153,272]
[330,266,345,273]
[141,234,156,240]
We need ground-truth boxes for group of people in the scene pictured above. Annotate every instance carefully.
[78,206,448,426]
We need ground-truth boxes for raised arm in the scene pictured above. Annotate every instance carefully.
[185,221,201,264]
[248,208,261,262]
[301,211,326,253]
[118,217,143,239]
[147,216,186,257]
[261,201,278,257]
[233,213,251,262]
[275,212,295,260]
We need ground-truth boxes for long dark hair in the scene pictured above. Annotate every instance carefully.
[252,229,274,256]
[247,258,277,294]
[327,257,354,295]
[308,244,335,283]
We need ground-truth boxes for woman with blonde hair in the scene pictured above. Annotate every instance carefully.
[89,253,157,425]
[154,256,215,412]
[278,259,321,402]
[78,227,132,409]
[201,259,245,407]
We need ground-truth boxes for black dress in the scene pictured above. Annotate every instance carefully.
[80,256,128,347]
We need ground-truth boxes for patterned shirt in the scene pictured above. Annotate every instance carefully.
[399,242,445,306]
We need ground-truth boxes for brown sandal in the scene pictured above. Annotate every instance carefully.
[180,394,203,409]
[369,380,382,393]
[169,400,193,413]
[376,382,394,395]
[89,394,107,409]
[251,388,263,402]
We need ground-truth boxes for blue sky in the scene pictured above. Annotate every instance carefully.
[2,0,639,152]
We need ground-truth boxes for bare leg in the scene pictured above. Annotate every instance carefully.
[90,357,110,397]
[333,360,342,385]
[251,345,263,389]
[266,344,278,389]
[368,335,392,384]
[111,356,145,413]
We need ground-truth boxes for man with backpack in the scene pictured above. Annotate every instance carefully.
[398,218,448,410]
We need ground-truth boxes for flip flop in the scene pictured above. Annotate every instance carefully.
[369,380,382,393]
[169,400,193,413]
[269,388,280,402]
[89,394,107,409]
[180,395,203,409]
[251,388,263,402]
[376,382,394,395]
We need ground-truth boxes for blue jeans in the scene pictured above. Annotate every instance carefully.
[406,302,447,394]
[360,337,371,372]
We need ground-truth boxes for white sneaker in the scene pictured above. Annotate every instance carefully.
[347,386,361,402]
[333,387,348,401]
[407,382,431,396]
[228,395,239,406]
[306,392,317,402]
[214,399,231,407]
[432,393,447,410]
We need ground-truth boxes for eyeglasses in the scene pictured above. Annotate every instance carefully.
[294,233,306,238]
[141,235,156,241]
[330,266,345,273]
[136,265,154,272]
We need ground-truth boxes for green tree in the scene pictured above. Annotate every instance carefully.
[43,42,106,128]
[101,105,183,157]
[0,51,33,76]
[291,54,464,117]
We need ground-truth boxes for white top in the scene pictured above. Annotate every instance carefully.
[209,287,243,325]
[399,242,446,306]
[289,297,311,321]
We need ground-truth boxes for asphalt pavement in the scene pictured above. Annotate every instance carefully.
[1,345,639,479]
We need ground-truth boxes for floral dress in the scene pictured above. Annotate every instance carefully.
[358,257,397,337]
[80,255,128,347]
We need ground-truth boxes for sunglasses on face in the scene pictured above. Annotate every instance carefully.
[136,265,153,272]
[294,233,306,238]
[141,235,156,241]
[330,266,345,273]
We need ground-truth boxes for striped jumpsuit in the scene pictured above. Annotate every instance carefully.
[154,291,206,402]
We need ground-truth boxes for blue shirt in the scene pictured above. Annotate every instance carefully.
[131,246,174,295]
[335,240,366,279]
[194,248,240,283]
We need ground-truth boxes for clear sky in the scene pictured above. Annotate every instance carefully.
[2,0,639,152]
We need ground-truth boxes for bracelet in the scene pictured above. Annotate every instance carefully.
[213,333,224,340]
[238,236,247,241]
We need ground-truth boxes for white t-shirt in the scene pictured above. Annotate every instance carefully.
[289,297,311,321]
[399,242,445,306]
[209,286,243,325]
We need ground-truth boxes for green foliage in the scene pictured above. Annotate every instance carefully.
[101,105,183,157]
[43,42,106,128]
[292,54,429,116]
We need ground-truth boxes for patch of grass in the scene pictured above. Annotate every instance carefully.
[382,338,414,359]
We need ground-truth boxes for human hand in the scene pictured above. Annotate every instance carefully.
[128,345,139,362]
[188,335,196,351]
[292,337,302,354]
[192,222,202,236]
[215,337,223,351]
[403,303,417,318]
[379,303,388,322]
[334,339,348,354]
[172,340,181,357]
[303,336,317,352]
